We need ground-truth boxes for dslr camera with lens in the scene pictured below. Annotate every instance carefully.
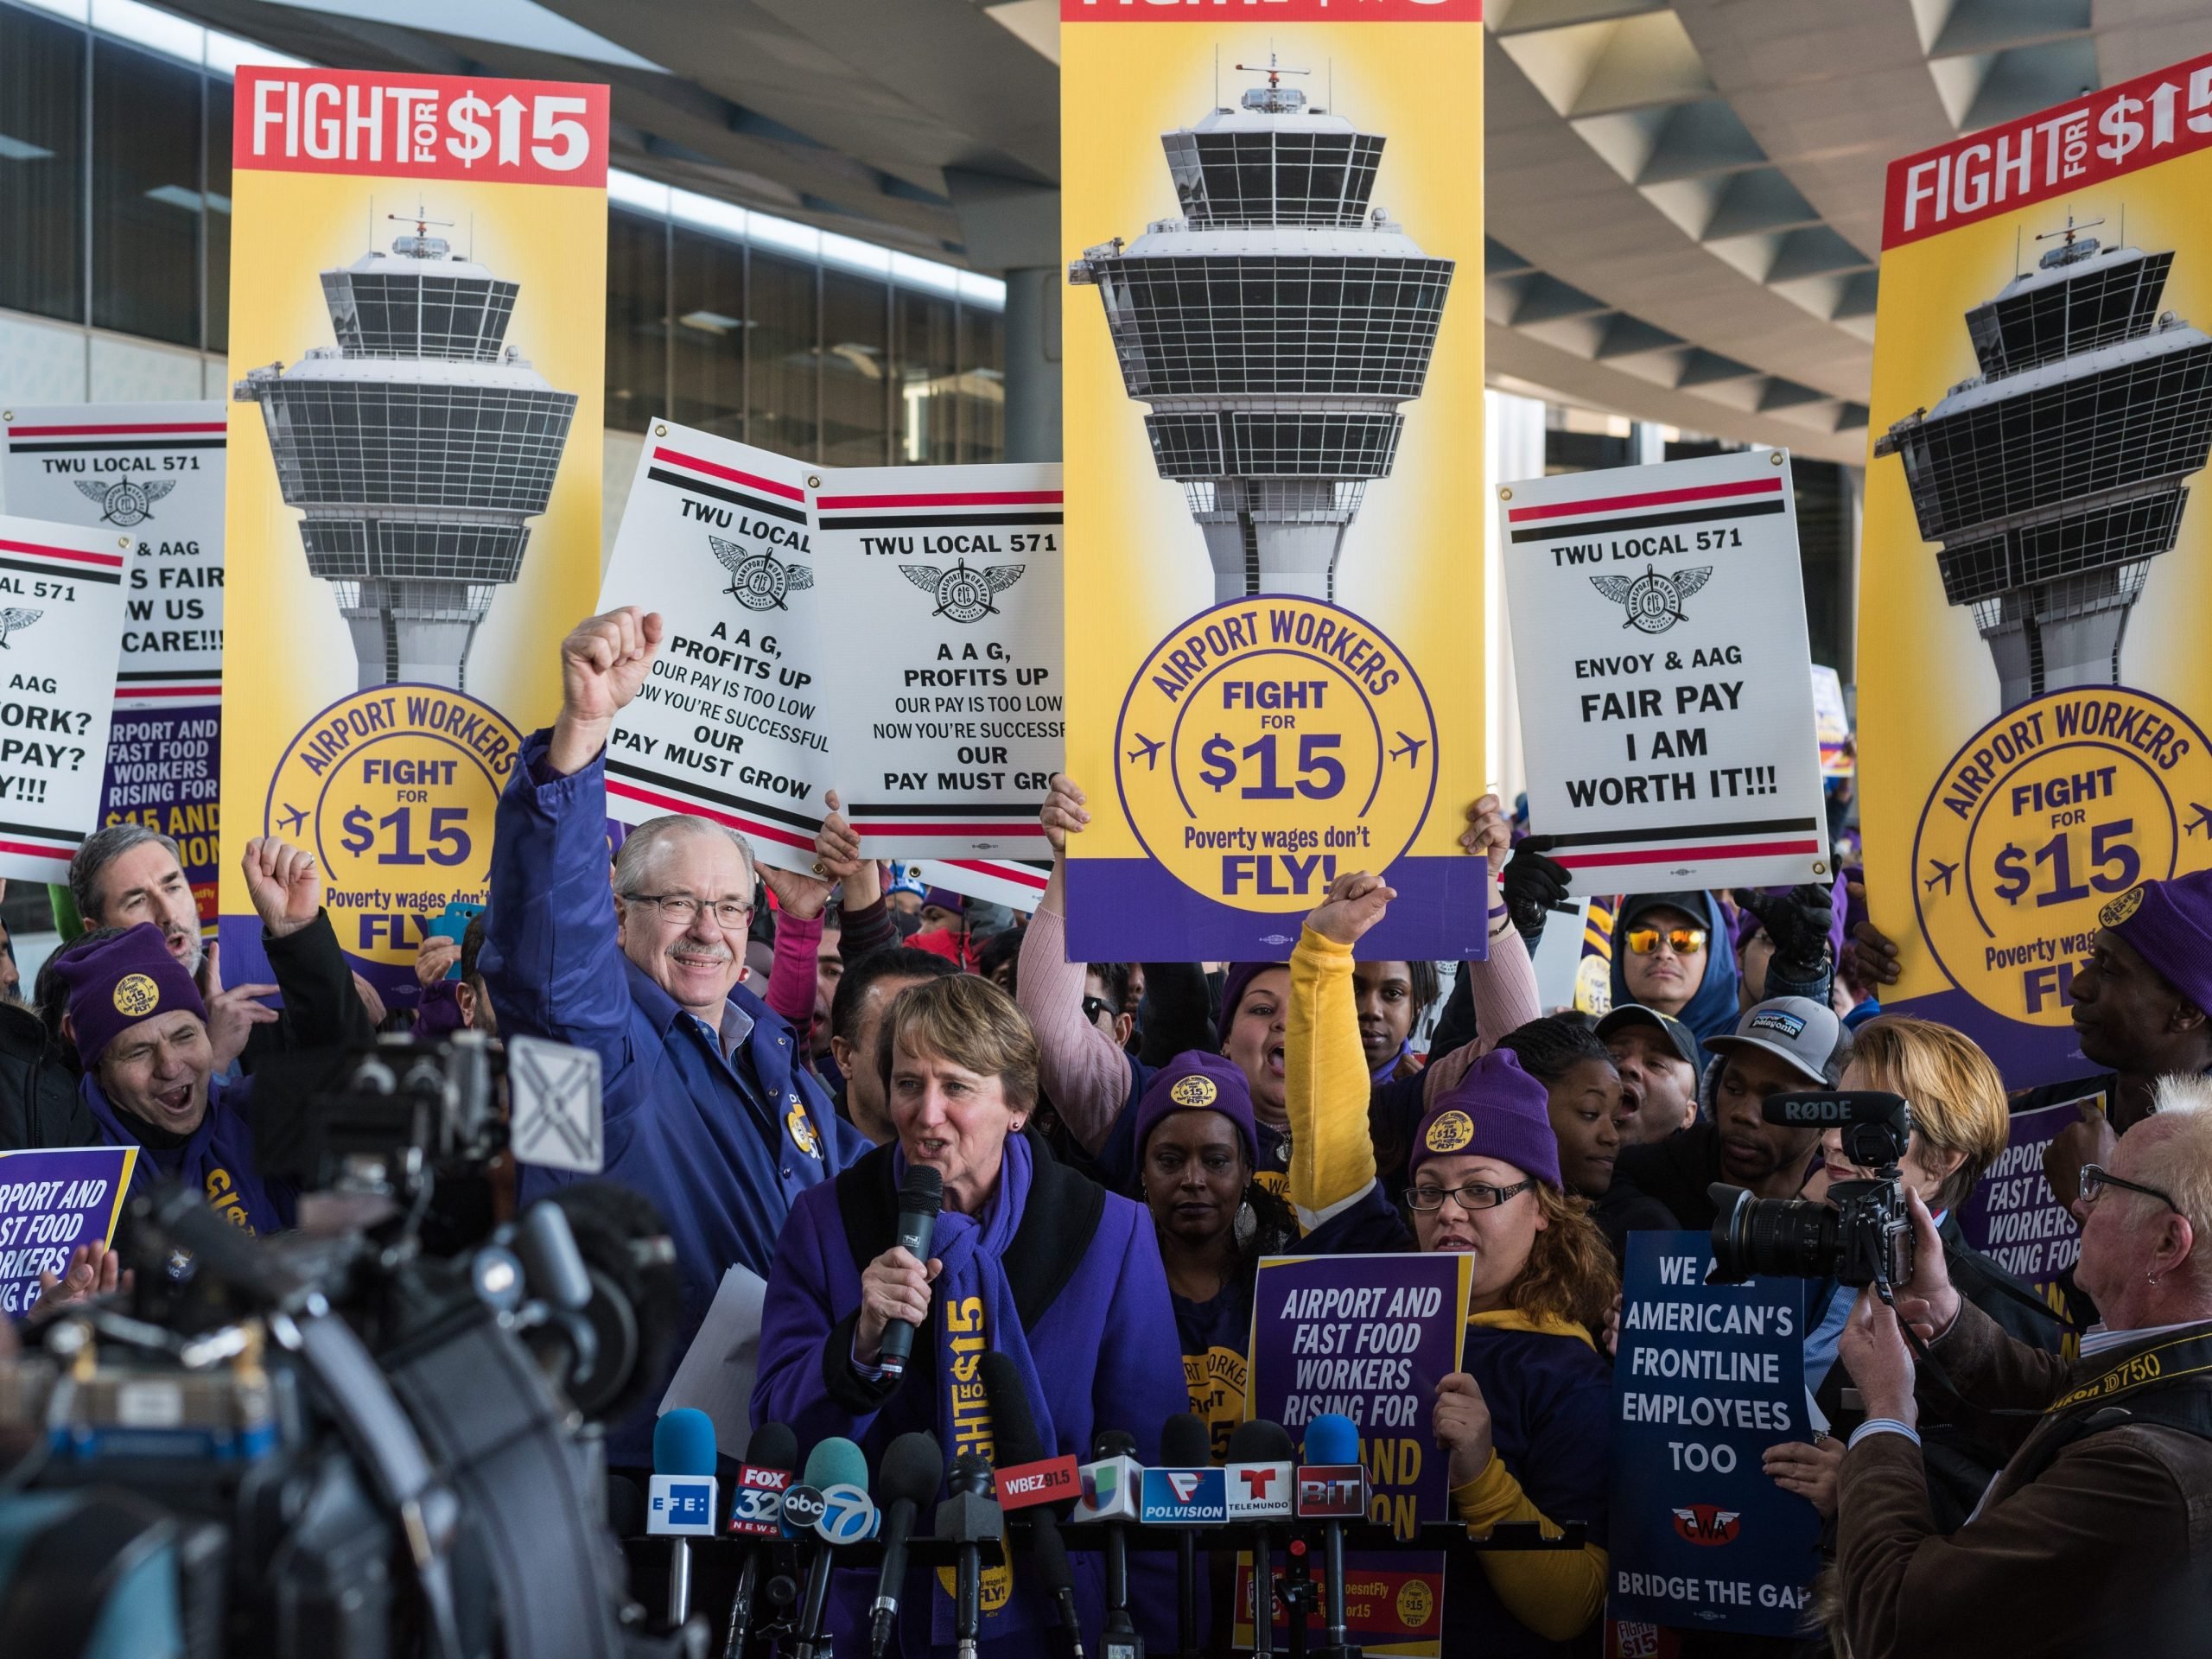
[1708,1090,1915,1289]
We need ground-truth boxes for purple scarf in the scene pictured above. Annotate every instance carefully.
[898,1132,1051,1645]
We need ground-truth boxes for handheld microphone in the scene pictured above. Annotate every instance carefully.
[649,1408,719,1628]
[1154,1413,1217,1658]
[933,1451,1003,1659]
[1226,1419,1297,1658]
[793,1437,873,1659]
[1088,1430,1143,1659]
[879,1164,943,1377]
[1301,1413,1365,1658]
[981,1352,1084,1658]
[722,1421,798,1659]
[868,1431,945,1659]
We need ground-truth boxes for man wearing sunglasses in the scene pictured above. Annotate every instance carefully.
[483,607,862,1473]
[1831,1075,2212,1657]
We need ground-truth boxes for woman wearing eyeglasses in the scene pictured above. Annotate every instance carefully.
[1287,870,1616,1656]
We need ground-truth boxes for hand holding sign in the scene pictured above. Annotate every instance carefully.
[1432,1370,1495,1488]
[35,1238,130,1317]
[1039,773,1090,857]
[553,607,664,775]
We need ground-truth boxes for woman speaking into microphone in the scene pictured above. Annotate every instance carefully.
[753,972,1188,1657]
[1285,870,1618,1657]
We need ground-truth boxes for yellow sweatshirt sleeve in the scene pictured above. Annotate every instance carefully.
[1287,925,1377,1217]
[1451,1455,1610,1645]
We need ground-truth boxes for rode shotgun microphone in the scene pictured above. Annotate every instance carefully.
[868,1431,946,1659]
[879,1164,943,1377]
[1090,1430,1143,1659]
[649,1408,719,1628]
[722,1421,798,1659]
[1226,1419,1298,1657]
[1158,1413,1216,1657]
[980,1351,1084,1658]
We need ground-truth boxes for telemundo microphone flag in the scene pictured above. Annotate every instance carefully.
[1058,0,1487,961]
[219,69,607,1005]
[1859,51,2212,1084]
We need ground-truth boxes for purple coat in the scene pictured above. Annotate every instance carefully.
[753,1133,1188,1656]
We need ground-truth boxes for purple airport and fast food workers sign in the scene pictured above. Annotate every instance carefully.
[0,1146,136,1316]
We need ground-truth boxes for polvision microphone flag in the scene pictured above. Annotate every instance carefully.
[219,69,607,1005]
[1859,48,2212,1084]
[1058,0,1487,960]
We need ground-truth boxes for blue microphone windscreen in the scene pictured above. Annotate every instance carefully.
[1305,1412,1360,1466]
[804,1434,871,1492]
[654,1407,718,1477]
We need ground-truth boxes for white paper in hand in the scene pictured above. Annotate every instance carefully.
[506,1034,603,1173]
[660,1264,770,1455]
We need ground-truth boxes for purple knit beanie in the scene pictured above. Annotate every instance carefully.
[1409,1048,1562,1188]
[55,923,207,1064]
[1133,1051,1259,1166]
[2103,870,2212,1014]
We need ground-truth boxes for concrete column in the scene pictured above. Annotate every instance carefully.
[1000,265,1062,462]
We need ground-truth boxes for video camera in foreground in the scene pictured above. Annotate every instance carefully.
[0,1032,683,1659]
[1708,1090,1915,1290]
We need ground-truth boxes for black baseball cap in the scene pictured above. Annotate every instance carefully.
[1595,1003,1699,1069]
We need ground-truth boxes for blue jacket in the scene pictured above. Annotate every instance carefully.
[483,731,862,1464]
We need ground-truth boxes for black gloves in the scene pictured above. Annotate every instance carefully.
[1502,837,1574,948]
[1732,882,1835,978]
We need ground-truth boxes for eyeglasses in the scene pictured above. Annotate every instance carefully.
[1082,995,1119,1026]
[1407,1178,1536,1212]
[1625,925,1708,957]
[622,893,754,930]
[2080,1162,2180,1214]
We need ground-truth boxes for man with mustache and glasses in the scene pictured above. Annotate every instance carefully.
[483,605,861,1472]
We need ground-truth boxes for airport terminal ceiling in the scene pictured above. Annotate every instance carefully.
[143,0,2212,464]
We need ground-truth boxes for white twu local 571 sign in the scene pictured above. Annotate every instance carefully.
[1499,450,1829,894]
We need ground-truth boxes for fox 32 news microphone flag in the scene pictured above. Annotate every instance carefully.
[0,515,129,883]
[219,69,607,1003]
[1499,451,1830,893]
[3,403,226,926]
[1859,50,2212,1084]
[1058,0,1486,961]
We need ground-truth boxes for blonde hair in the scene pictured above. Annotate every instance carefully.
[1847,1015,2009,1210]
[876,973,1039,1115]
[1510,1185,1619,1332]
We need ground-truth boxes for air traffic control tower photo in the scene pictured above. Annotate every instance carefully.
[1876,219,2212,709]
[237,212,580,690]
[1070,58,1454,602]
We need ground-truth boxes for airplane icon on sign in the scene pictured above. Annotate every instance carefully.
[1126,734,1163,770]
[1390,732,1427,767]
[1924,858,1956,896]
[2188,804,2212,839]
[276,804,308,836]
